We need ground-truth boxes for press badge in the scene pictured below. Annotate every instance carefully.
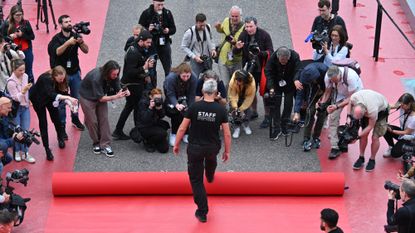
[227,51,233,61]
[66,61,72,68]
[279,80,287,87]
[159,37,166,45]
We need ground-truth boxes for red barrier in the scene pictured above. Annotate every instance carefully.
[52,172,345,196]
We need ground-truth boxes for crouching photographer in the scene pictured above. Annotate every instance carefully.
[385,178,415,233]
[228,70,255,139]
[135,88,169,153]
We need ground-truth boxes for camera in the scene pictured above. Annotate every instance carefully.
[285,120,301,134]
[248,42,260,56]
[225,35,235,44]
[402,142,415,154]
[308,30,329,51]
[0,169,31,226]
[151,20,164,36]
[317,102,330,113]
[230,109,244,125]
[200,54,211,71]
[73,21,91,39]
[177,96,188,112]
[337,117,360,148]
[384,180,401,200]
[8,122,40,147]
[263,92,278,107]
[3,37,20,52]
[154,97,163,107]
[149,54,158,62]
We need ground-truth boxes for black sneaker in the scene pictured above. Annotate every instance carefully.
[353,156,365,170]
[112,131,131,140]
[58,138,65,149]
[329,148,341,159]
[365,159,376,172]
[46,148,54,161]
[145,144,156,153]
[250,111,259,120]
[72,118,85,131]
[312,138,321,149]
[259,116,270,128]
[93,146,101,155]
[303,139,312,152]
[195,212,207,223]
[271,128,282,140]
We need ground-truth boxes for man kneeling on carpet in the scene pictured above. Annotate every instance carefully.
[173,79,231,223]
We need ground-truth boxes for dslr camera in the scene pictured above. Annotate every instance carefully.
[199,54,211,72]
[384,180,401,200]
[177,96,188,112]
[337,116,360,148]
[153,97,163,107]
[316,102,330,113]
[248,42,260,56]
[73,21,91,39]
[8,122,40,148]
[3,37,20,52]
[230,109,244,125]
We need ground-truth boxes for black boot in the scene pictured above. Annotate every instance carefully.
[58,138,65,149]
[46,148,54,161]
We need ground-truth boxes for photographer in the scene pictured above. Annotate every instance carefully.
[181,13,216,78]
[292,62,328,151]
[234,16,273,127]
[136,88,169,153]
[312,25,348,66]
[112,31,154,140]
[0,97,20,171]
[195,70,227,106]
[6,59,33,163]
[30,66,78,161]
[48,14,89,133]
[1,5,35,84]
[0,36,25,91]
[79,61,130,158]
[214,5,245,86]
[228,70,255,139]
[383,93,415,159]
[163,63,196,146]
[348,89,389,172]
[386,179,415,233]
[320,65,363,159]
[139,0,176,77]
[311,0,348,42]
[265,46,301,138]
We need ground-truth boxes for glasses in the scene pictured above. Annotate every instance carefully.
[14,13,23,17]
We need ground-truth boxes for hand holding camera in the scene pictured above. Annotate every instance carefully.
[21,83,32,95]
[194,55,204,64]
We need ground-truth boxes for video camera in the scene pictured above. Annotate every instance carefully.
[73,21,91,39]
[305,30,329,52]
[337,116,360,148]
[8,121,40,148]
[0,168,31,226]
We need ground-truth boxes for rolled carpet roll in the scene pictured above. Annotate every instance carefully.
[52,172,345,196]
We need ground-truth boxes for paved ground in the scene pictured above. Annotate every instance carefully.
[73,0,321,172]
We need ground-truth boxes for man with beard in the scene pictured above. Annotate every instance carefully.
[48,14,89,136]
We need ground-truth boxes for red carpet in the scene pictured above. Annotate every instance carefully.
[45,196,351,233]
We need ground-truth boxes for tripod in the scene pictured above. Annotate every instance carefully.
[35,0,57,33]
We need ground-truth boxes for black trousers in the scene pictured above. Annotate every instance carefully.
[383,125,409,158]
[156,43,172,77]
[33,102,63,149]
[187,143,220,216]
[271,89,295,129]
[115,85,143,132]
[170,112,184,134]
[304,93,327,140]
[139,126,169,153]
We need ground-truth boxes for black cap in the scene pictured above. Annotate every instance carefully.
[138,30,153,41]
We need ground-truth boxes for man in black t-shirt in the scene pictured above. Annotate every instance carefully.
[173,79,231,223]
[311,0,348,41]
[48,14,89,134]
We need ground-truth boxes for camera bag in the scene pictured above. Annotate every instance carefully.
[3,79,20,118]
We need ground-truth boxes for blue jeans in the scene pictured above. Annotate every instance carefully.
[0,140,13,173]
[13,106,30,153]
[59,71,81,124]
[23,47,34,83]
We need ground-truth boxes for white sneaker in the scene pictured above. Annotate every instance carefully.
[169,134,176,147]
[383,146,393,158]
[243,125,252,135]
[14,152,21,162]
[183,134,189,144]
[232,127,240,139]
[23,153,36,164]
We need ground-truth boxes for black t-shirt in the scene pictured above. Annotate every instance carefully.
[328,227,343,233]
[48,31,81,75]
[185,100,228,147]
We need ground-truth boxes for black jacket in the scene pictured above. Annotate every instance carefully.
[311,15,348,41]
[387,198,415,233]
[122,43,149,85]
[29,72,67,107]
[138,4,176,45]
[265,49,301,92]
[234,28,274,73]
[137,97,166,129]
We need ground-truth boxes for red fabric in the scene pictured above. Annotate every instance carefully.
[52,172,345,196]
[259,51,270,96]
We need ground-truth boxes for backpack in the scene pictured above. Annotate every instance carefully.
[332,58,361,86]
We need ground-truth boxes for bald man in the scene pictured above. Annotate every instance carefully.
[347,90,389,172]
